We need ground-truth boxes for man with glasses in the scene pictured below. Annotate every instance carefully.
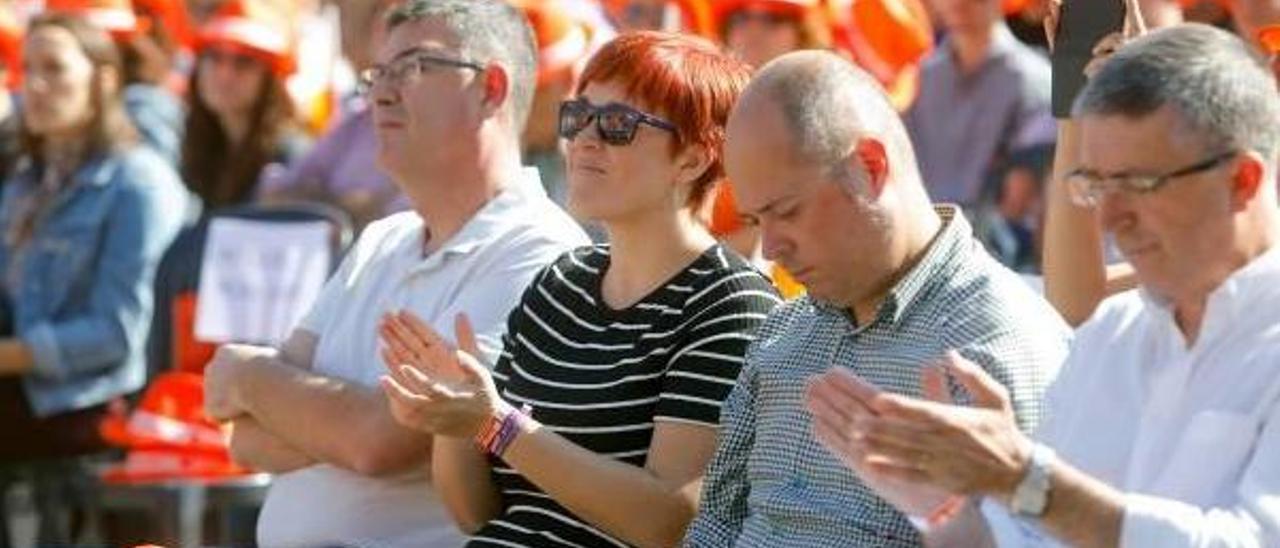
[682,50,1069,546]
[809,24,1280,546]
[201,1,588,545]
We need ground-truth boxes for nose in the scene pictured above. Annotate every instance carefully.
[1096,190,1136,234]
[760,222,792,263]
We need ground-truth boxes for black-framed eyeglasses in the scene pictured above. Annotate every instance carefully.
[357,47,485,95]
[1065,150,1239,207]
[557,98,677,146]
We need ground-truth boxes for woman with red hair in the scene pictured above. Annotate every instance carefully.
[376,32,781,547]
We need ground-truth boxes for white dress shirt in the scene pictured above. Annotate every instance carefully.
[985,246,1280,547]
[256,169,589,547]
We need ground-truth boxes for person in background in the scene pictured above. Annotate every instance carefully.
[904,0,1055,273]
[258,0,406,231]
[0,12,185,543]
[379,31,780,548]
[0,5,22,183]
[516,0,608,205]
[713,0,829,69]
[180,0,308,212]
[602,0,714,35]
[46,0,186,168]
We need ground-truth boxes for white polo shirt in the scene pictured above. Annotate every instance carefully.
[257,169,589,547]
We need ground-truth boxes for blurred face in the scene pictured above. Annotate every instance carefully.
[563,80,689,223]
[724,8,803,69]
[609,0,682,32]
[369,18,486,180]
[197,46,268,120]
[22,26,98,139]
[1080,106,1241,302]
[929,0,1001,36]
[525,73,575,151]
[726,99,892,307]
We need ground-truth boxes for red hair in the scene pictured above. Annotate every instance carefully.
[576,31,751,210]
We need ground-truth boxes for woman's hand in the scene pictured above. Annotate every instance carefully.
[378,311,508,439]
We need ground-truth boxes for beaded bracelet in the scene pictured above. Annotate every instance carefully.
[475,404,531,457]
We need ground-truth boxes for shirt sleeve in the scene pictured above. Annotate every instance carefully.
[655,271,780,426]
[1118,395,1280,547]
[25,153,187,381]
[682,341,764,546]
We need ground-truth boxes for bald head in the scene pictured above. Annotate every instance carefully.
[730,50,920,187]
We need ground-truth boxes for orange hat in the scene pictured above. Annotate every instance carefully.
[0,4,21,89]
[132,0,196,50]
[515,0,596,86]
[827,0,933,111]
[196,0,296,76]
[603,0,716,37]
[712,0,821,28]
[677,0,716,36]
[99,372,228,455]
[1260,24,1280,55]
[97,371,257,481]
[45,0,149,40]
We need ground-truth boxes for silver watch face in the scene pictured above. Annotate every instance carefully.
[1012,444,1054,517]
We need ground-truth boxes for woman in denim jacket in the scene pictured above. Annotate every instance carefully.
[0,13,186,462]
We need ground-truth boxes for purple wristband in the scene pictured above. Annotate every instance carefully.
[488,404,531,457]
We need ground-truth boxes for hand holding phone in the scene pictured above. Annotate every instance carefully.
[1050,0,1144,117]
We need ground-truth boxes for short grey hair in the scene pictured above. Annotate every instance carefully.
[387,0,538,134]
[748,51,916,186]
[1075,23,1280,162]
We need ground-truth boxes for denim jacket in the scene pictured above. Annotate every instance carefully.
[0,146,187,417]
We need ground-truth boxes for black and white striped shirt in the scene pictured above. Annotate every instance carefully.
[468,244,782,548]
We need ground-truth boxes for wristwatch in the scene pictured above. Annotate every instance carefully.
[1010,442,1056,518]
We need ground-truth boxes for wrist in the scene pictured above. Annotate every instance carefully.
[994,434,1036,504]
[229,357,275,417]
[1007,442,1057,518]
[474,402,531,457]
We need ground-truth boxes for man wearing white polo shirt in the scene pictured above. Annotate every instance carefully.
[201,1,589,546]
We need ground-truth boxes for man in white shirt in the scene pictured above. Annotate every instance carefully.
[806,24,1280,546]
[201,1,588,545]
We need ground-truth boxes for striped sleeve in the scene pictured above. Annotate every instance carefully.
[655,270,781,426]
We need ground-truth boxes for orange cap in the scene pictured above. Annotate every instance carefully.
[603,0,716,37]
[196,0,296,76]
[46,0,149,40]
[515,0,596,85]
[0,4,21,89]
[1260,24,1280,55]
[132,0,196,50]
[99,372,227,454]
[827,0,933,110]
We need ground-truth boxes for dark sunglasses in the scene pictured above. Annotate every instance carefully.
[557,99,677,146]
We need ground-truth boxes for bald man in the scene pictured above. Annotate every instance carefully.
[681,51,1068,546]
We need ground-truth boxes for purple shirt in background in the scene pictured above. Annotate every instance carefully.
[905,25,1056,208]
[257,103,408,229]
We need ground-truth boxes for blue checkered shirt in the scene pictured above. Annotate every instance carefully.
[682,207,1071,547]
